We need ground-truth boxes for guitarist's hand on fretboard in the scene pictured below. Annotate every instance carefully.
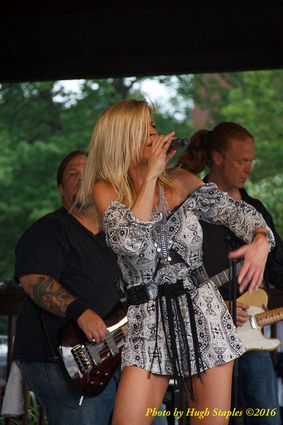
[225,300,249,327]
[77,309,107,343]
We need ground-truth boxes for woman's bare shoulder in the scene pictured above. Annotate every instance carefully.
[93,181,117,214]
[170,167,202,198]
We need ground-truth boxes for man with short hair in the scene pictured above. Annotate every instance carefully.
[12,150,168,425]
[12,150,122,425]
[199,123,283,425]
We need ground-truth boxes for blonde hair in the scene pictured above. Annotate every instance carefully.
[178,122,254,174]
[79,99,172,207]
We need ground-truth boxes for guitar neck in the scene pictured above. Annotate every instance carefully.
[210,261,242,289]
[256,308,283,327]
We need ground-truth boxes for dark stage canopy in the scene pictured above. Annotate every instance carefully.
[1,0,283,83]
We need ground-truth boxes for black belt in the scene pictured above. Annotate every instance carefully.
[190,264,209,288]
[126,265,208,306]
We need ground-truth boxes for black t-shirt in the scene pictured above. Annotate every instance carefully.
[200,185,283,299]
[13,207,120,361]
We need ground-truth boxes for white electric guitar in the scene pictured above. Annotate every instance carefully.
[237,288,283,351]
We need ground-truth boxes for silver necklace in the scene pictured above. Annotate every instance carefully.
[153,184,172,264]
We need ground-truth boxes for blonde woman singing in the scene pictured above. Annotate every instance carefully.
[79,99,274,425]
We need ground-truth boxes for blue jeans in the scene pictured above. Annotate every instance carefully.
[20,361,167,425]
[237,351,281,425]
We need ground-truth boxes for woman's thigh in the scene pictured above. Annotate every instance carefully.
[112,365,170,425]
[189,361,234,425]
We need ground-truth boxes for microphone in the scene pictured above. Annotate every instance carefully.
[167,138,190,152]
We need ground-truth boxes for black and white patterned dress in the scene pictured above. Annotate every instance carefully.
[103,183,275,385]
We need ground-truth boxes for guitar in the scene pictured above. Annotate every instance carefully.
[237,288,283,351]
[57,304,127,396]
[57,262,242,396]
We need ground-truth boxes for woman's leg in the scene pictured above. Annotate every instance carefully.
[112,365,170,425]
[189,361,234,425]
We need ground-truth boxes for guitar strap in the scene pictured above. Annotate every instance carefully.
[35,305,85,404]
[35,305,59,361]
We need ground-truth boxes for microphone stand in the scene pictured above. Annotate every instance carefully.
[226,233,241,425]
[229,258,239,425]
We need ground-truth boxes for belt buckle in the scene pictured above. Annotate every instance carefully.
[146,283,158,300]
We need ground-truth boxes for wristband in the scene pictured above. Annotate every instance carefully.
[65,300,88,321]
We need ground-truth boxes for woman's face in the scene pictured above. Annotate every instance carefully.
[140,120,158,162]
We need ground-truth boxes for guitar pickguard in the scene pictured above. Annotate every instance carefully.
[237,289,281,352]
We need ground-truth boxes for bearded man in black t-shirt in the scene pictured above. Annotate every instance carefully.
[12,150,121,425]
[9,150,168,425]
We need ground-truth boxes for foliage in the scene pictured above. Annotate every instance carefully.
[0,391,47,425]
[246,174,283,234]
[176,70,283,182]
[0,77,191,281]
[0,82,62,143]
[0,71,282,284]
[174,70,283,236]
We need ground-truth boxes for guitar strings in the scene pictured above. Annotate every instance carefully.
[86,330,124,358]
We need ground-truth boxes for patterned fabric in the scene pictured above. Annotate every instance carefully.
[103,183,275,379]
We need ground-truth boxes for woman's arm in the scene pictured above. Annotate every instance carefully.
[185,183,275,293]
[130,133,176,220]
[229,232,271,293]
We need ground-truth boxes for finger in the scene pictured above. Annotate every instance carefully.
[156,133,174,145]
[95,322,107,341]
[228,245,248,259]
[164,131,175,140]
[248,270,263,293]
[237,305,249,316]
[87,326,102,343]
[239,277,250,293]
[249,268,261,291]
[90,331,101,343]
[149,135,165,151]
[238,267,254,292]
[238,263,249,286]
[88,332,95,342]
[237,309,249,324]
[94,330,107,343]
[236,302,249,310]
[237,254,253,283]
[159,132,175,148]
[166,149,177,161]
[240,268,261,294]
[161,136,174,151]
[150,137,171,157]
[237,316,248,327]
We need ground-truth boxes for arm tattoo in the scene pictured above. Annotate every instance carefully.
[28,276,76,316]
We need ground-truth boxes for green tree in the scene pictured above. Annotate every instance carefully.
[0,82,68,279]
[176,71,283,181]
[174,71,283,236]
[0,77,193,280]
[0,82,63,143]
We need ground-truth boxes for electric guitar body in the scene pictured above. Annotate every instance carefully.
[237,288,282,351]
[57,304,127,396]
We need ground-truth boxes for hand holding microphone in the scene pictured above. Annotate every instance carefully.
[167,137,190,152]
